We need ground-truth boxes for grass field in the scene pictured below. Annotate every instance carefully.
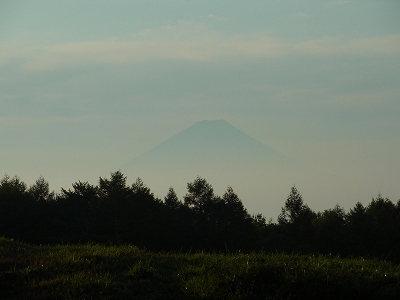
[1,237,399,299]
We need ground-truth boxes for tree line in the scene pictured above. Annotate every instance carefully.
[1,171,399,262]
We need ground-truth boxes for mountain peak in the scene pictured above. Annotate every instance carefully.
[193,119,228,125]
[123,120,289,171]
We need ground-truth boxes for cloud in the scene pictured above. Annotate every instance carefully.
[199,13,225,21]
[328,0,351,6]
[294,35,400,55]
[294,12,309,18]
[200,13,215,19]
[1,21,399,72]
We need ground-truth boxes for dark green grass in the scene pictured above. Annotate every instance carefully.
[1,237,399,299]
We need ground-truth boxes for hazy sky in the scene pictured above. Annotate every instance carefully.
[1,0,399,217]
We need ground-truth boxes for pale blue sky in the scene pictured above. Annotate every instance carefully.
[1,0,399,217]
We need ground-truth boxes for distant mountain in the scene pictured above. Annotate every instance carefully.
[123,119,289,171]
[121,120,295,216]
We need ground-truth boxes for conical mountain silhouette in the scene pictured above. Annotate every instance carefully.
[124,120,288,171]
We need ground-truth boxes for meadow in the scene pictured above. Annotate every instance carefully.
[1,237,399,299]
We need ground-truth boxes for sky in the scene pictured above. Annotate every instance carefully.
[1,0,400,218]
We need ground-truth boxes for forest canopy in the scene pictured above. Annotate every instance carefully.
[1,171,399,262]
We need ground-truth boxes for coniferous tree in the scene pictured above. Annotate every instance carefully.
[97,171,134,243]
[0,175,28,240]
[315,204,345,253]
[59,181,100,242]
[344,202,370,256]
[278,186,312,225]
[164,187,181,209]
[366,195,400,259]
[222,186,249,221]
[278,186,316,250]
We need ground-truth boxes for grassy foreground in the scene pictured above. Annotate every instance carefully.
[1,237,399,299]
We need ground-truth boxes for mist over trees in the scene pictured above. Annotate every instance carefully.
[1,172,400,262]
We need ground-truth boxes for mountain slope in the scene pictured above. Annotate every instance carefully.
[123,119,289,171]
[121,120,296,217]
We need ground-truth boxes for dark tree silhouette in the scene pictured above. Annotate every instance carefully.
[28,176,54,202]
[0,175,28,240]
[315,204,346,253]
[164,187,181,209]
[2,172,400,261]
[222,186,249,220]
[277,186,316,250]
[98,171,131,200]
[184,176,215,213]
[0,174,49,243]
[0,174,27,194]
[278,186,313,226]
[365,195,400,259]
[96,171,135,243]
[59,181,100,242]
